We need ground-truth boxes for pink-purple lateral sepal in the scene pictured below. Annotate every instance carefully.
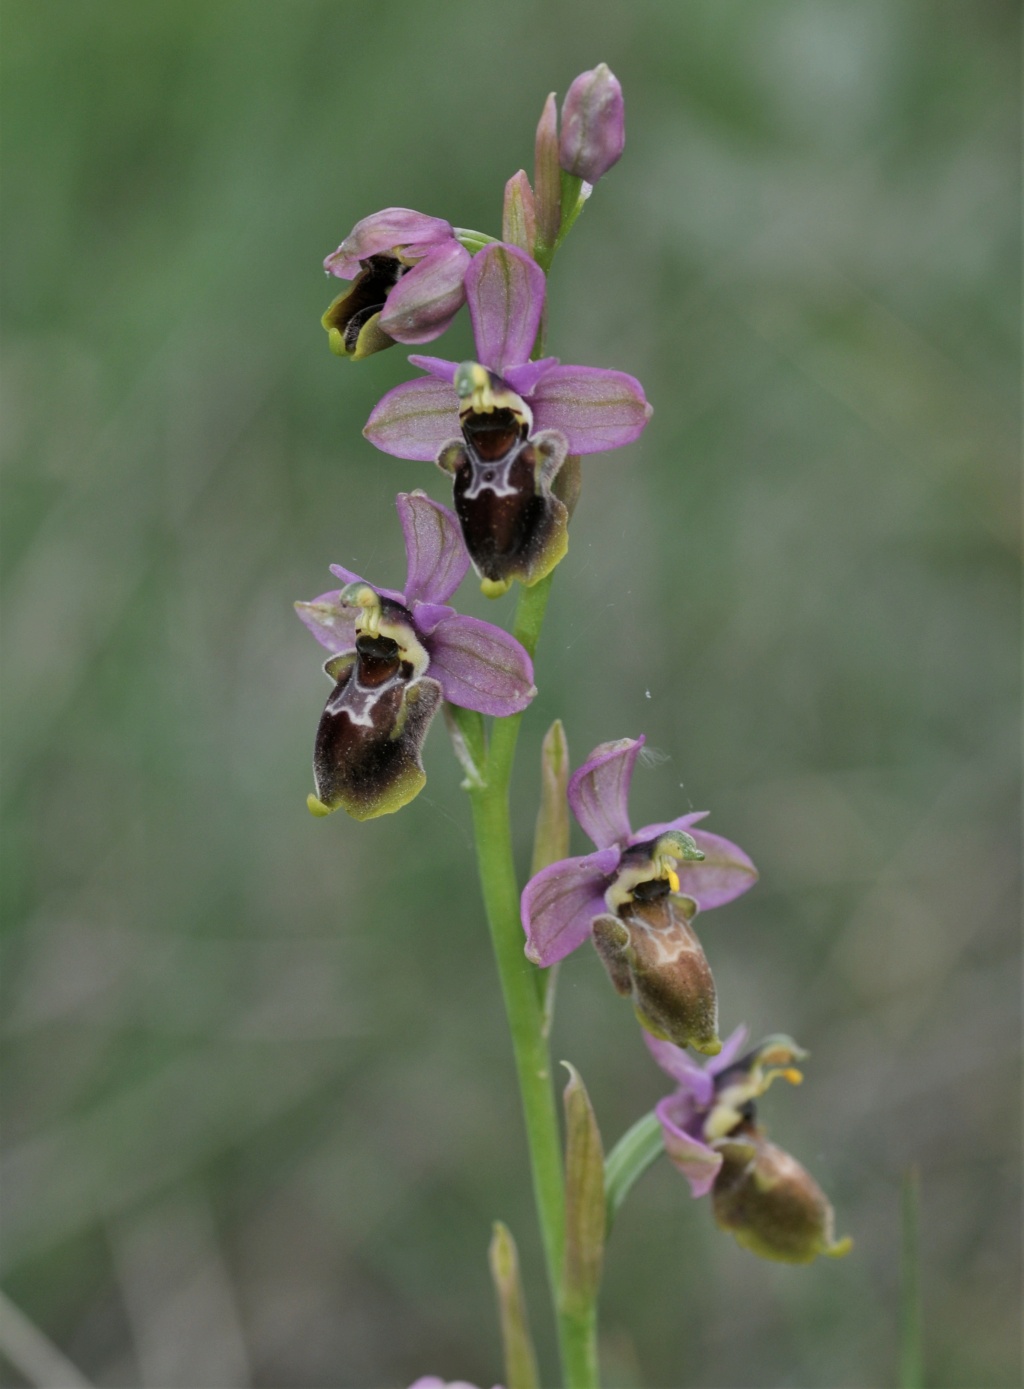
[521,847,622,966]
[324,208,455,278]
[364,378,462,461]
[654,1092,722,1198]
[425,613,536,715]
[528,365,652,454]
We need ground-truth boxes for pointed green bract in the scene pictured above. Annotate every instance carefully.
[560,1063,605,1321]
[489,1222,540,1389]
[532,719,570,876]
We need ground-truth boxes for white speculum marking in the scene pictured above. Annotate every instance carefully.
[461,451,525,500]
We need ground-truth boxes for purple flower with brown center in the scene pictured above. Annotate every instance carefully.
[646,1028,853,1264]
[363,242,652,596]
[520,736,757,1053]
[322,208,471,360]
[296,492,535,820]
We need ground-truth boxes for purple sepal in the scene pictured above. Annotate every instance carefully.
[521,847,621,966]
[397,491,468,605]
[379,242,471,345]
[426,613,536,715]
[465,244,547,375]
[559,65,625,183]
[364,377,461,461]
[530,365,652,455]
[567,736,644,849]
[324,208,454,279]
[655,1092,722,1199]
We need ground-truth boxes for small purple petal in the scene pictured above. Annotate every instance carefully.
[643,1033,715,1106]
[379,242,471,345]
[327,564,404,607]
[503,357,560,397]
[425,613,535,716]
[397,491,469,606]
[567,737,644,850]
[635,815,758,911]
[408,355,459,382]
[466,243,546,374]
[324,208,453,278]
[530,365,652,455]
[521,847,621,966]
[655,1093,722,1199]
[364,377,460,461]
[410,601,454,635]
[294,590,358,654]
[705,1025,750,1078]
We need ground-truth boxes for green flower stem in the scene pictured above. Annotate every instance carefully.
[467,574,598,1389]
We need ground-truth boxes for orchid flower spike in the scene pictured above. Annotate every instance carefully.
[364,242,652,596]
[296,492,535,819]
[322,209,471,359]
[520,736,757,1053]
[646,1028,853,1264]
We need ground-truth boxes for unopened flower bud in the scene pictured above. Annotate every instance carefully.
[559,64,625,183]
[502,170,537,258]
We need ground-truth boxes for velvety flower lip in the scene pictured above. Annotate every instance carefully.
[522,736,758,967]
[363,242,651,460]
[644,1030,852,1263]
[295,492,535,818]
[322,208,470,357]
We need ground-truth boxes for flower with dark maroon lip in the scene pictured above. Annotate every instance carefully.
[519,736,757,1053]
[296,492,535,820]
[363,242,651,595]
[322,208,471,360]
[646,1028,853,1264]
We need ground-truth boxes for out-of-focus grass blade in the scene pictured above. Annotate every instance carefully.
[899,1165,923,1389]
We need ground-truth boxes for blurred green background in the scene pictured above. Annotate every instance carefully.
[2,2,1019,1386]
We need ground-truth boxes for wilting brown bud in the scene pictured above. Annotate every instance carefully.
[592,885,720,1055]
[711,1125,853,1264]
